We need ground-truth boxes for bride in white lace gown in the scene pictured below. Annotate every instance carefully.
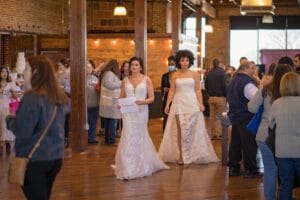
[159,50,219,165]
[113,57,169,180]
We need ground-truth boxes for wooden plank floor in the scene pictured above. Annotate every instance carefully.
[1,118,300,200]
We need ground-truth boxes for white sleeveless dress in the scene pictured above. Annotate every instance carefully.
[114,77,169,180]
[159,78,219,164]
[0,82,18,141]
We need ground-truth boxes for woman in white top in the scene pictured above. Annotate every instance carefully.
[159,50,219,165]
[113,56,169,180]
[0,66,18,153]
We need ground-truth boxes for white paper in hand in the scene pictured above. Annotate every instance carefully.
[118,96,138,114]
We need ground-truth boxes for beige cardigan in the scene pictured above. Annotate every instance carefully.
[99,71,121,119]
[269,96,300,158]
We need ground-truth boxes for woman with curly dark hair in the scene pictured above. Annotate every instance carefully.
[159,50,219,165]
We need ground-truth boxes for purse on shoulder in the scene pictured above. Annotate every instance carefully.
[8,157,28,186]
[247,104,264,135]
[8,106,57,186]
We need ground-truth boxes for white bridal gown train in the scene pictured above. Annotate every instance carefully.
[159,78,219,164]
[113,77,169,180]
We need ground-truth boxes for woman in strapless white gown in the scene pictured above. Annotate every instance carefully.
[159,50,219,165]
[113,57,169,180]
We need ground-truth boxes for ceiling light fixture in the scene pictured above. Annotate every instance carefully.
[113,0,127,16]
[240,0,275,15]
[262,14,274,23]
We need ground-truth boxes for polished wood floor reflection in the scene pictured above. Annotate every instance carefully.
[1,118,300,200]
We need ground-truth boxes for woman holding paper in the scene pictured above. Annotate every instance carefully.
[113,56,169,180]
[159,50,219,165]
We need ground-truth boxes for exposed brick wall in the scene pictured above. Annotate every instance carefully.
[88,37,172,89]
[151,2,168,33]
[40,36,172,89]
[0,0,68,34]
[87,1,168,33]
[205,6,300,69]
[3,35,10,66]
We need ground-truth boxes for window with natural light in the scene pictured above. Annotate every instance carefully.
[184,17,196,37]
[287,29,300,49]
[230,29,300,67]
[230,30,258,68]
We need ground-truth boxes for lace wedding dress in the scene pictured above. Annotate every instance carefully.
[113,77,169,180]
[159,78,219,164]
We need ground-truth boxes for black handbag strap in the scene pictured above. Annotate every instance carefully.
[28,106,57,159]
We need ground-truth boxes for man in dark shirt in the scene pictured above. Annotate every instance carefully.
[227,61,262,179]
[205,58,227,140]
[161,56,176,131]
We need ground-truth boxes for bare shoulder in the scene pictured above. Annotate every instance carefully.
[145,75,153,83]
[172,71,179,80]
[191,71,200,79]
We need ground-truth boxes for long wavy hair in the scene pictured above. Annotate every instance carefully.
[0,66,11,84]
[99,59,120,82]
[28,56,68,105]
[264,64,294,103]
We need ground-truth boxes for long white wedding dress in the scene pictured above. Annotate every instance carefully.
[113,76,169,180]
[159,78,219,164]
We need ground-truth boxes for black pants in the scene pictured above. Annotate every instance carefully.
[228,117,258,171]
[64,114,70,142]
[22,159,62,200]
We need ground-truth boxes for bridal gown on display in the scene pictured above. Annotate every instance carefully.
[113,77,169,180]
[159,78,219,164]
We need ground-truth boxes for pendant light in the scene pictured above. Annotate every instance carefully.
[113,0,127,16]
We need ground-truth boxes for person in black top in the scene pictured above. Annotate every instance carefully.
[161,56,176,131]
[205,58,227,140]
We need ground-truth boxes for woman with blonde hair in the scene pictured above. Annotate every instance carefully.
[9,56,69,200]
[269,72,300,200]
[248,64,293,200]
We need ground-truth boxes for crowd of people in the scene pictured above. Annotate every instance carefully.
[0,51,299,200]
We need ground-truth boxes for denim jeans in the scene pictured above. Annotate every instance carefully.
[102,117,118,144]
[257,141,277,200]
[87,107,99,142]
[277,157,300,200]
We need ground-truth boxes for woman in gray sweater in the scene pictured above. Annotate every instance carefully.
[269,72,300,200]
[86,59,100,144]
[248,64,293,200]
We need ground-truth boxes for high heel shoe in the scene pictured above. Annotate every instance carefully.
[177,159,184,165]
